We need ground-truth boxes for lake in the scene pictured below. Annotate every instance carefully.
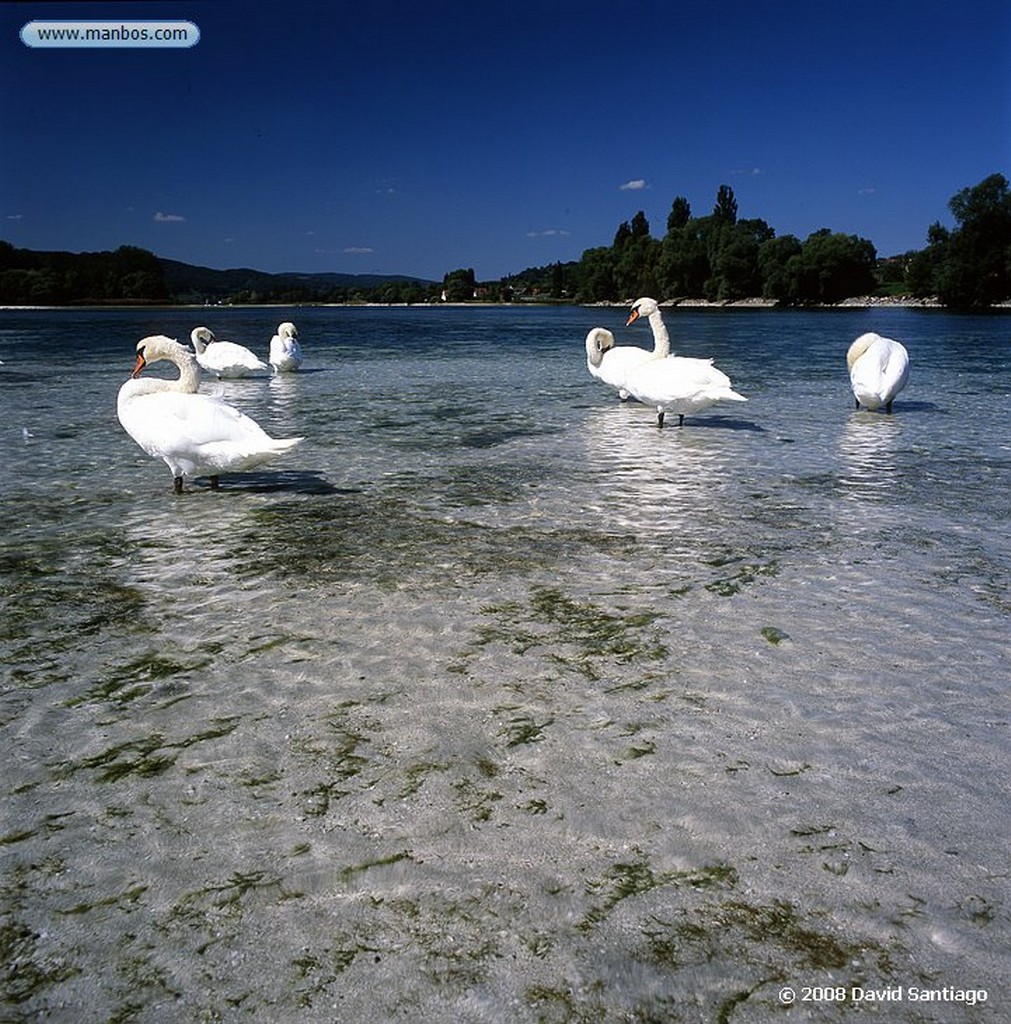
[1,304,1008,1022]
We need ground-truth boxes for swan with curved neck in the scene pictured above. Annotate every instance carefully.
[846,332,909,412]
[117,334,303,492]
[190,326,268,378]
[269,321,304,373]
[585,298,670,399]
[620,297,748,427]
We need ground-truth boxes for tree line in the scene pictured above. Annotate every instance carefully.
[497,173,1011,309]
[0,242,170,305]
[2,174,1008,309]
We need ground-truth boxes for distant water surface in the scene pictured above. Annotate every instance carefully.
[1,305,1008,1022]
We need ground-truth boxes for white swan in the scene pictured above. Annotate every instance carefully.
[585,300,669,399]
[190,326,268,378]
[846,332,909,412]
[268,321,303,373]
[620,298,747,427]
[118,335,303,493]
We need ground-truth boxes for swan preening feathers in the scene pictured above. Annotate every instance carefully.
[190,327,268,378]
[117,334,303,492]
[846,332,909,412]
[269,321,304,373]
[587,298,748,427]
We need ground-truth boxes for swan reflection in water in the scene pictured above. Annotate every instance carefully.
[579,404,733,544]
[838,411,904,502]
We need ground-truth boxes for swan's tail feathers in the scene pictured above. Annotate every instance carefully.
[268,436,304,456]
[717,388,748,403]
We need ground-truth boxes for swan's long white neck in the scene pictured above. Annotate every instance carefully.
[155,350,201,394]
[647,308,671,358]
[120,344,201,400]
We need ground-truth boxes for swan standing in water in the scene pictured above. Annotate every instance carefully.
[615,298,747,427]
[269,321,304,373]
[846,332,909,412]
[118,335,303,493]
[190,326,268,378]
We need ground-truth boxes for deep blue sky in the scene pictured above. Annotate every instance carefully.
[3,1,1009,281]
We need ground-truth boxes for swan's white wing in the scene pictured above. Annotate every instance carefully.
[198,340,267,377]
[624,356,747,414]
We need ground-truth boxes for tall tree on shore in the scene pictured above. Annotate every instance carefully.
[712,185,738,225]
[911,173,1011,308]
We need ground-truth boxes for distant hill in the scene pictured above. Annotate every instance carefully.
[158,257,436,302]
[0,240,438,305]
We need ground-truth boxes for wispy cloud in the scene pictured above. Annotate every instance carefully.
[6,213,23,221]
[857,187,876,196]
[343,246,375,255]
[526,229,571,238]
[619,179,648,191]
[153,211,185,223]
[732,167,764,177]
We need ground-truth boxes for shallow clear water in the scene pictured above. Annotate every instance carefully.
[1,305,1008,1022]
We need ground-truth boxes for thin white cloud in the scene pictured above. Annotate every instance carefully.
[343,246,375,255]
[153,211,186,223]
[732,167,764,177]
[857,187,876,196]
[526,229,571,238]
[6,213,23,221]
[619,179,648,191]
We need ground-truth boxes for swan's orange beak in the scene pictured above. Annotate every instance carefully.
[131,352,147,378]
[626,309,640,326]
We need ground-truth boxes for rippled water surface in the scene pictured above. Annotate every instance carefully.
[2,306,1009,1022]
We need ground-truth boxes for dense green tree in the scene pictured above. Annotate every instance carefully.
[575,246,617,302]
[613,211,660,298]
[657,202,711,298]
[713,184,739,225]
[930,173,1011,307]
[906,222,948,296]
[442,267,476,301]
[704,217,774,301]
[786,229,877,304]
[757,234,803,301]
[666,196,691,233]
[612,221,633,249]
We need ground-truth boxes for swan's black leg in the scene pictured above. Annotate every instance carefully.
[677,413,685,427]
[210,476,220,490]
[657,410,665,428]
[173,476,183,494]
[885,400,893,414]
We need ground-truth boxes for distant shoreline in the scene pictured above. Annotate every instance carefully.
[4,295,1011,312]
